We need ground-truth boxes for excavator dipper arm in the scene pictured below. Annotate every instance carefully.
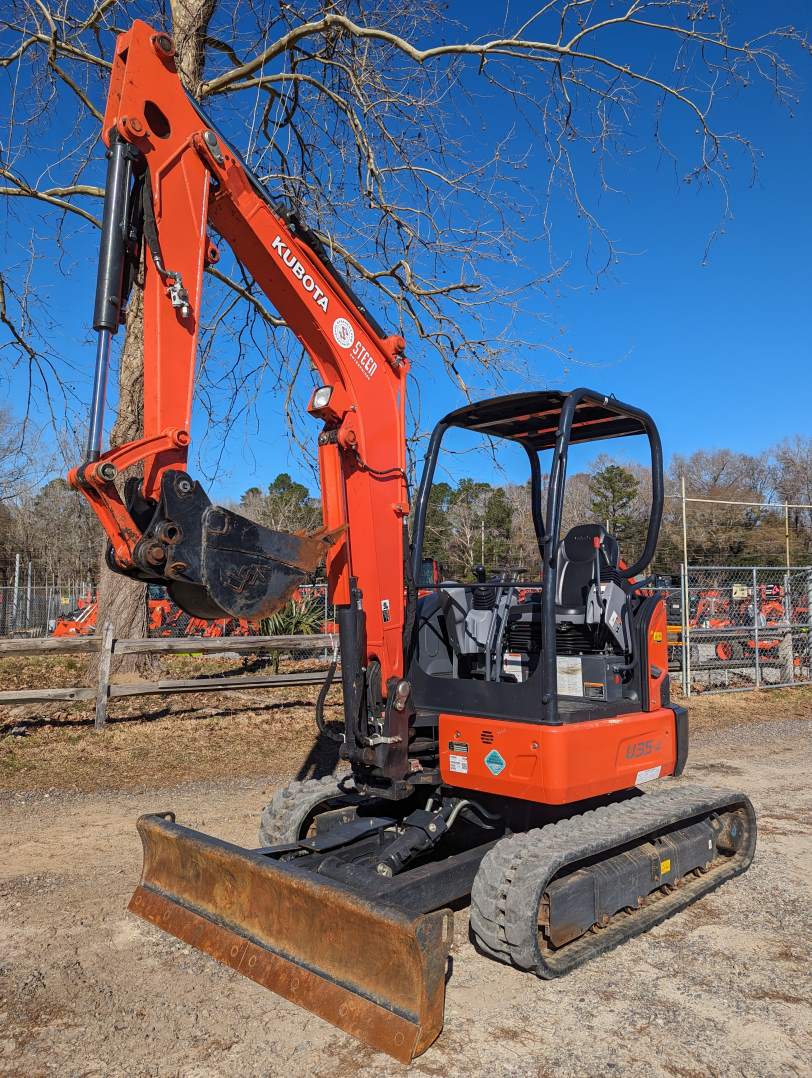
[69,20,409,683]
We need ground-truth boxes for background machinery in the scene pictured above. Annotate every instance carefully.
[70,21,757,1062]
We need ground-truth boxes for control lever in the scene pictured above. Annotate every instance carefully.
[592,534,609,644]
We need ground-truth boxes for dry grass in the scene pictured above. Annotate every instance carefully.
[1,654,810,794]
[0,653,341,793]
[681,683,812,731]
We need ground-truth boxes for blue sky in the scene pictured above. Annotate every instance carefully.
[1,1,810,500]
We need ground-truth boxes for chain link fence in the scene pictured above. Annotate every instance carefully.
[6,544,812,698]
[0,583,92,637]
[667,566,812,694]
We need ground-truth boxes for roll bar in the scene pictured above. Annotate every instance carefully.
[410,386,665,723]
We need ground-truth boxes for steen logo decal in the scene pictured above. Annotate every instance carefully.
[332,317,355,350]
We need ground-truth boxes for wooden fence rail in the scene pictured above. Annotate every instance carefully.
[0,627,337,729]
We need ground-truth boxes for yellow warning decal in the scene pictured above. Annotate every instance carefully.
[653,631,663,642]
[660,858,671,874]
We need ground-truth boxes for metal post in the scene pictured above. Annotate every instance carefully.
[785,503,791,570]
[324,583,329,660]
[681,477,691,697]
[680,563,689,695]
[752,567,760,688]
[11,553,20,634]
[25,560,32,630]
[781,512,794,682]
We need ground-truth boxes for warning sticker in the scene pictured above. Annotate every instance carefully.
[503,651,527,683]
[660,858,672,875]
[449,754,468,774]
[556,656,582,697]
[484,749,506,776]
[635,765,662,785]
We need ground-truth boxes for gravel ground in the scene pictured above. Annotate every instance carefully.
[1,712,810,1077]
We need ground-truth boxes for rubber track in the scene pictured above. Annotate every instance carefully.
[469,783,756,978]
[257,775,351,846]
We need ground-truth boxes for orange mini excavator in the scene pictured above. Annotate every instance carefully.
[70,21,756,1062]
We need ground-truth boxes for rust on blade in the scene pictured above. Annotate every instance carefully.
[128,813,452,1062]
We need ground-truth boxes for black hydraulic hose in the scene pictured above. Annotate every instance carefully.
[315,658,343,743]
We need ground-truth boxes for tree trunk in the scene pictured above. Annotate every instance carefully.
[170,0,218,96]
[92,0,218,676]
[92,285,153,676]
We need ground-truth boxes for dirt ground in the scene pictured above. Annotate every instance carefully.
[1,677,811,1077]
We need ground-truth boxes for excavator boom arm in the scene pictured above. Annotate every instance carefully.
[70,20,409,682]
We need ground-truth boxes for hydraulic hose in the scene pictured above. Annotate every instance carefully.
[315,658,343,743]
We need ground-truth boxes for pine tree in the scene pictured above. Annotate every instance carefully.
[588,464,641,543]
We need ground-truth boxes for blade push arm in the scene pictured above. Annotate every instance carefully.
[69,21,410,683]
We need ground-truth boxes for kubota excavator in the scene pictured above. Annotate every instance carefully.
[69,21,756,1062]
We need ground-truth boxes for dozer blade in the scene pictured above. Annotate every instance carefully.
[129,814,453,1062]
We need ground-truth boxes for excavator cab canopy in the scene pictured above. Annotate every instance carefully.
[409,387,665,724]
[437,389,651,450]
[411,387,663,581]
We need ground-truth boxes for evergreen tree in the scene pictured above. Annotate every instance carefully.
[239,473,319,533]
[483,487,513,570]
[588,464,641,543]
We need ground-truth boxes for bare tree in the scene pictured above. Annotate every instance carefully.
[0,1,805,646]
[0,407,43,501]
[668,447,782,564]
[7,477,99,580]
[504,482,539,573]
[772,436,812,561]
[445,479,490,576]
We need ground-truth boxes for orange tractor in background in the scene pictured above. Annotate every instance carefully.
[53,586,260,637]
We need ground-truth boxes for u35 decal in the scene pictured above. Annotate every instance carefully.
[625,738,662,760]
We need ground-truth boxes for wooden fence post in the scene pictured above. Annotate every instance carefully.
[95,621,114,730]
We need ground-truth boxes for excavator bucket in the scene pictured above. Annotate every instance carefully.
[127,471,343,621]
[199,507,342,620]
[128,814,453,1062]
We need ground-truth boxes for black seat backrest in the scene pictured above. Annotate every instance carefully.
[555,524,620,610]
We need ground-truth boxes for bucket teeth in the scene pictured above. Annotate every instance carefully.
[129,813,452,1062]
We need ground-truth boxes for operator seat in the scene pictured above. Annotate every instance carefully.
[555,524,620,618]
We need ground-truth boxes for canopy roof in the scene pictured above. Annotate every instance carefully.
[441,390,649,451]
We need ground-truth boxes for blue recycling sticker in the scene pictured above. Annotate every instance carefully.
[484,749,506,776]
